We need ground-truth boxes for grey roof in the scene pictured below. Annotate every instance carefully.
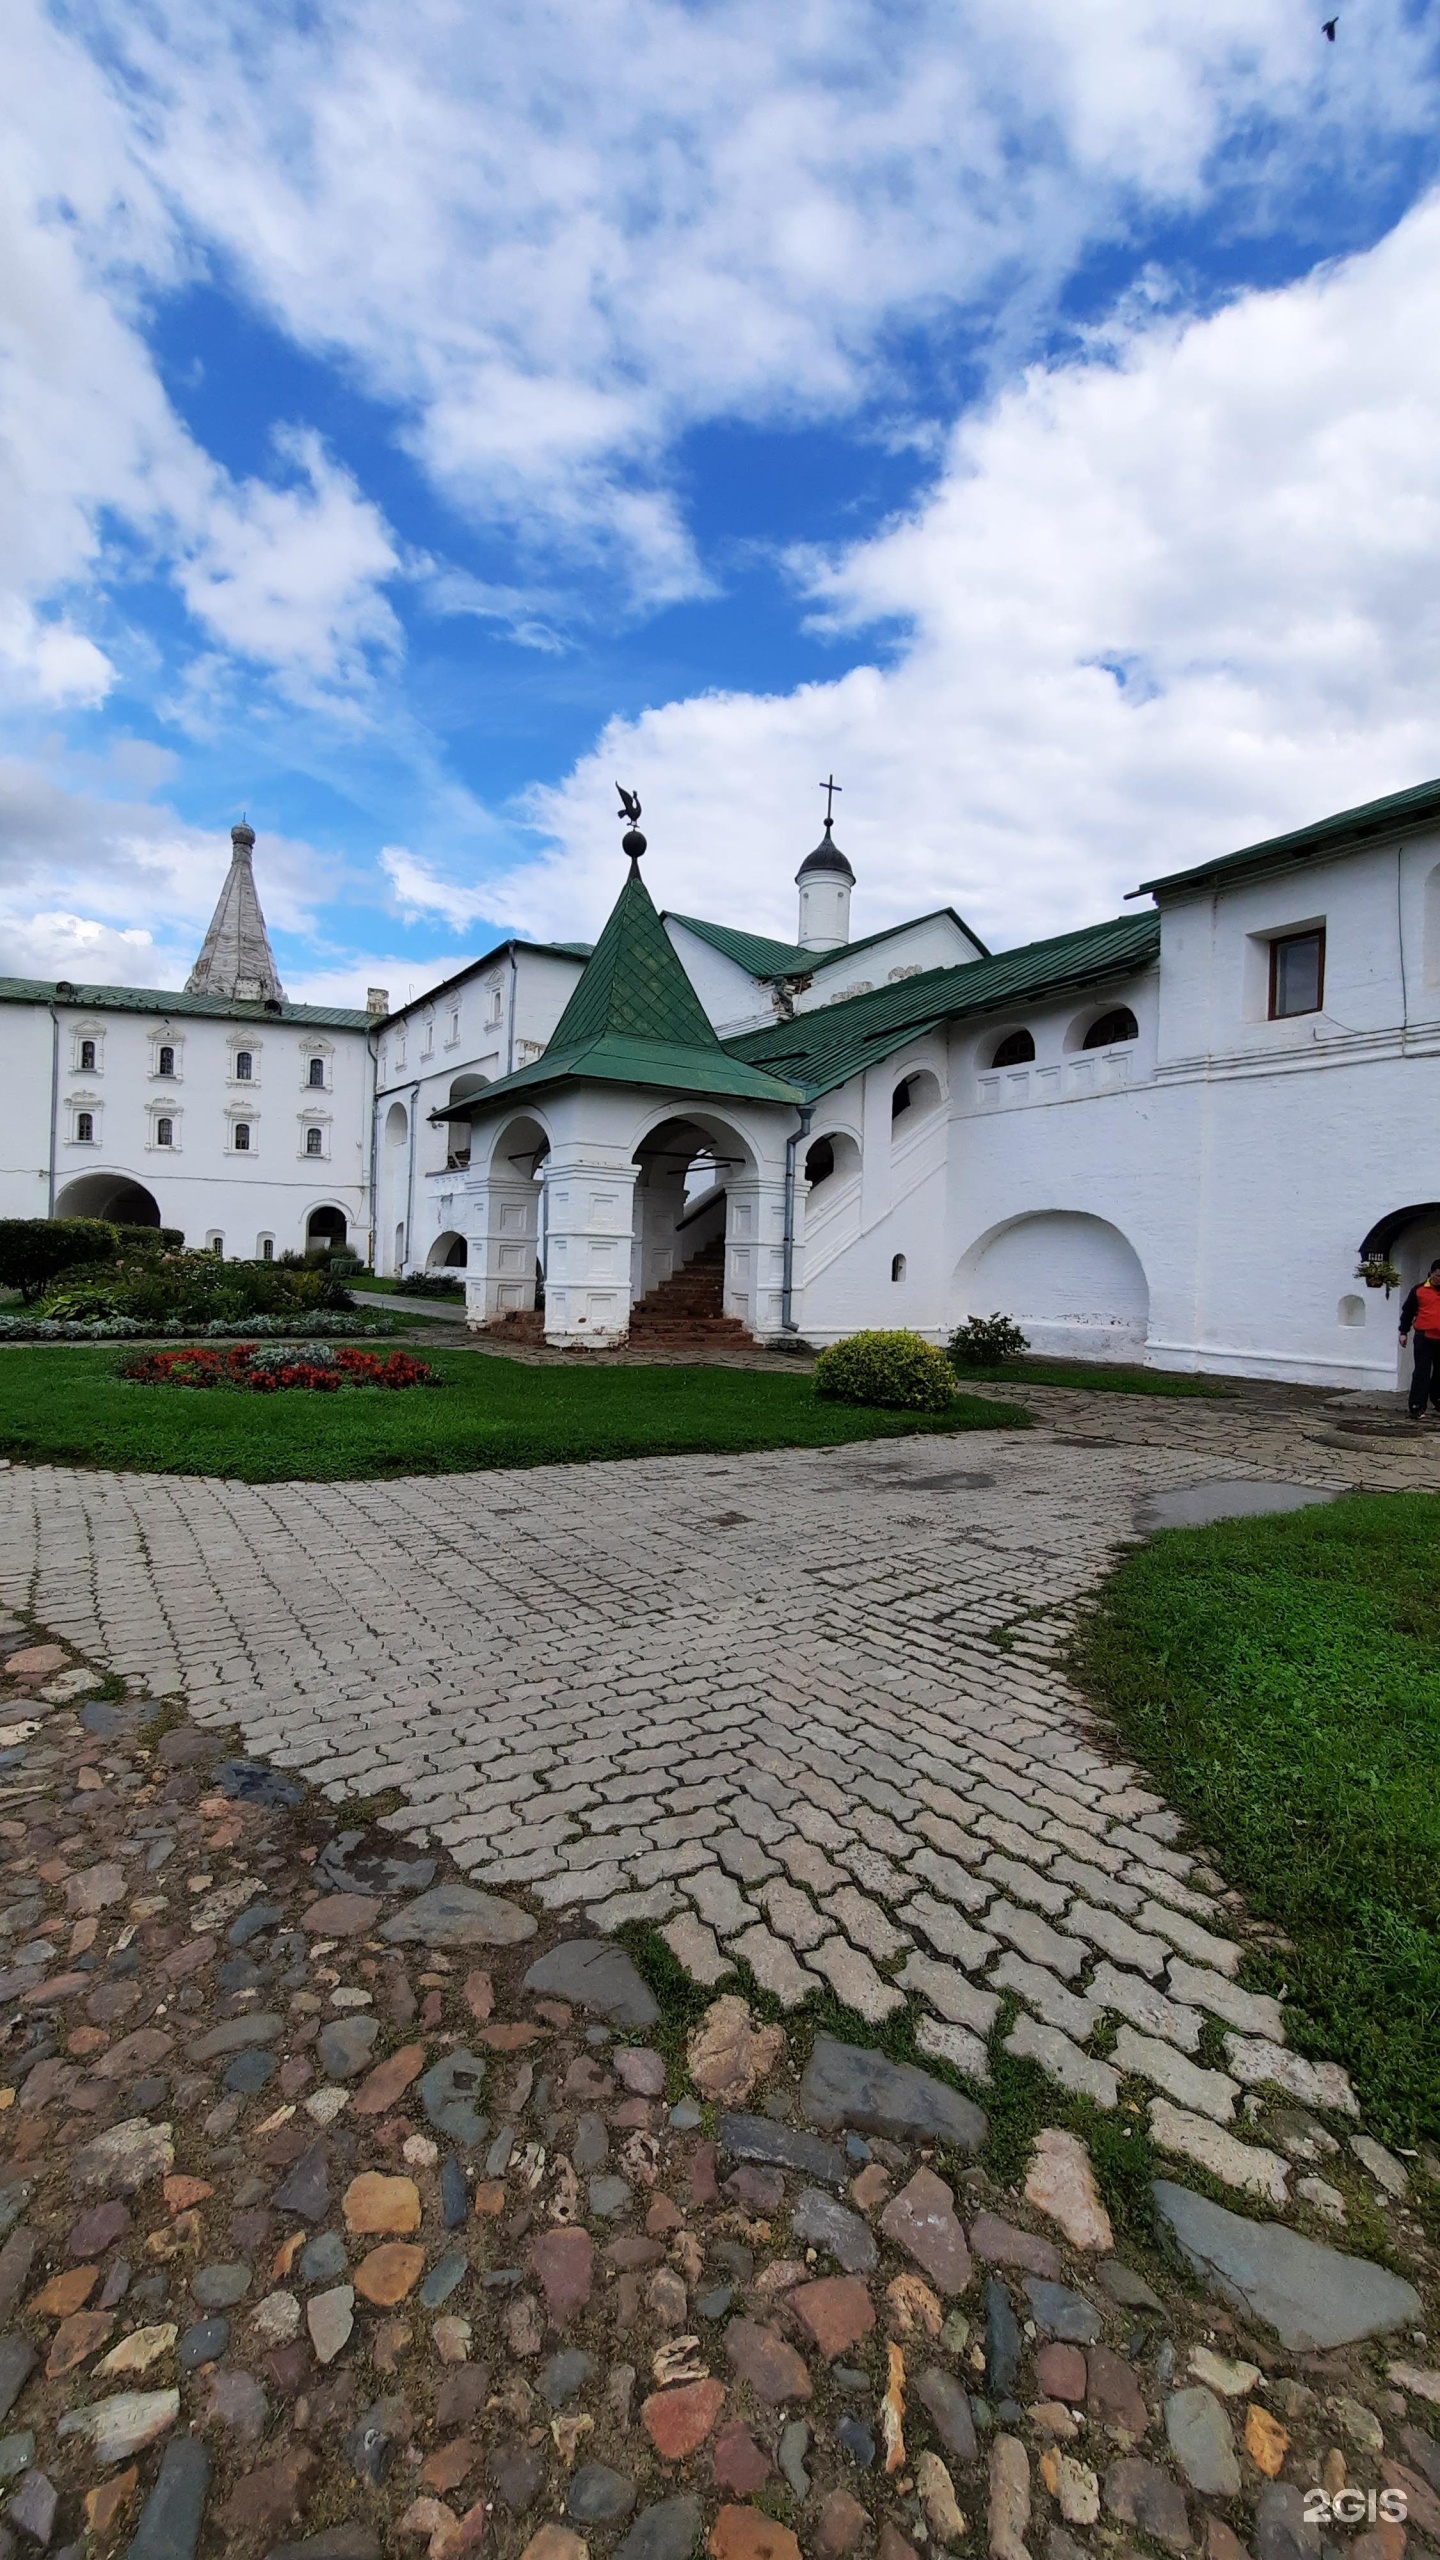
[1134,775,1440,901]
[0,978,371,1030]
[186,823,285,1003]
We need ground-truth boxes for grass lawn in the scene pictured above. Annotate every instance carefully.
[1070,1490,1440,2145]
[347,1274,463,1300]
[953,1358,1224,1396]
[0,1345,1027,1483]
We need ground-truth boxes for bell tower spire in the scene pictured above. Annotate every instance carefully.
[186,820,285,1004]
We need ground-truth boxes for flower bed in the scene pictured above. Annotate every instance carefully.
[0,1312,390,1344]
[118,1344,436,1393]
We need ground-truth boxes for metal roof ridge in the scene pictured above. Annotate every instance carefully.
[1134,774,1440,900]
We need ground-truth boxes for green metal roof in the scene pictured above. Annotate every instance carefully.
[1135,775,1440,901]
[0,976,372,1030]
[666,905,989,982]
[454,862,806,1116]
[723,910,1160,1098]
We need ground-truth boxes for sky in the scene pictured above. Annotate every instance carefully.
[4,0,1440,1007]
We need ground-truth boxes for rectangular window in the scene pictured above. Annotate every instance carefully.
[308,1056,325,1087]
[305,1125,323,1156]
[1269,928,1325,1020]
[75,1110,93,1143]
[235,1051,253,1081]
[156,1117,173,1147]
[260,1237,274,1261]
[158,1044,175,1077]
[79,1038,96,1072]
[233,1122,251,1152]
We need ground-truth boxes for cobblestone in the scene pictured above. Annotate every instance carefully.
[1087,1962,1203,2053]
[803,1937,905,2024]
[897,1952,1000,2037]
[1004,2013,1119,2109]
[1112,2027,1240,2122]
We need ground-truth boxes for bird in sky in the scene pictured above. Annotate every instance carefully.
[1322,16,1337,35]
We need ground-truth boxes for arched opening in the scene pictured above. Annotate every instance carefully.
[1080,1006,1139,1051]
[891,1253,907,1283]
[445,1075,489,1171]
[54,1174,161,1227]
[1359,1204,1440,1384]
[385,1101,409,1145]
[631,1112,755,1317]
[427,1231,469,1271]
[805,1130,860,1191]
[891,1068,942,1125]
[990,1028,1035,1068]
[306,1206,348,1260]
[957,1210,1149,1359]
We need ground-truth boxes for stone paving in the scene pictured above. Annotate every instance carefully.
[3,1383,1439,2208]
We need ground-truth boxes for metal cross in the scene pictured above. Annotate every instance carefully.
[819,774,842,826]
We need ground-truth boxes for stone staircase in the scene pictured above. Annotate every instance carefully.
[628,1241,754,1348]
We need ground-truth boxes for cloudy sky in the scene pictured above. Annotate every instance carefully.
[4,0,1440,1003]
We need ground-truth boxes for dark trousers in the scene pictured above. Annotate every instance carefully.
[1409,1333,1440,1416]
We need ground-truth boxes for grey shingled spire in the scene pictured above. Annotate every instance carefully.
[186,822,285,1004]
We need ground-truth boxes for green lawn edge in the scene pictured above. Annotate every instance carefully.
[953,1358,1224,1397]
[1068,1489,1440,2146]
[0,1344,1029,1482]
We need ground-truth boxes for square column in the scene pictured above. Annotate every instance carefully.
[541,1144,641,1348]
[724,1175,793,1340]
[462,1168,540,1327]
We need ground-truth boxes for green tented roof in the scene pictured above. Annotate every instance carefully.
[1135,775,1440,901]
[0,976,372,1030]
[666,905,989,982]
[723,910,1160,1098]
[454,862,806,1116]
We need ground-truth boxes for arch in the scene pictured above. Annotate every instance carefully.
[449,1073,490,1107]
[805,1129,860,1189]
[1337,1294,1365,1327]
[891,1252,907,1283]
[427,1231,469,1270]
[1068,1003,1138,1053]
[1362,1205,1440,1357]
[891,1067,943,1124]
[957,1210,1149,1357]
[473,1109,552,1181]
[384,1100,409,1146]
[306,1205,348,1256]
[54,1173,161,1226]
[990,1028,1035,1068]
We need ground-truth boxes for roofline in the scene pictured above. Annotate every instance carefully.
[665,904,991,980]
[1133,775,1440,902]
[0,977,372,1030]
[378,936,592,1024]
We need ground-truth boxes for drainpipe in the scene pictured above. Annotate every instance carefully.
[404,1080,419,1274]
[365,1027,380,1270]
[46,1004,61,1214]
[506,946,518,1077]
[780,1101,813,1333]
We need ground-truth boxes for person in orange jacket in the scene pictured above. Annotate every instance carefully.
[1398,1256,1440,1419]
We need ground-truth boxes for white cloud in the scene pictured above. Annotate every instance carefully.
[175,429,402,691]
[485,191,1440,953]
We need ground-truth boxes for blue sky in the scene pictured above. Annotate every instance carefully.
[4,0,1440,1006]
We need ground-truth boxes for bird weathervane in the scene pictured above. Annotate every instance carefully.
[616,785,646,864]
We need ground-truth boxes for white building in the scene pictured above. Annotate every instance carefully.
[0,824,380,1260]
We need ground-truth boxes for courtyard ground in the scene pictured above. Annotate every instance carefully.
[0,1378,1435,2557]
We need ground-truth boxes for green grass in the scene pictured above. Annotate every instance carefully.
[952,1357,1224,1396]
[1070,1490,1440,2146]
[0,1344,1028,1483]
[347,1274,463,1300]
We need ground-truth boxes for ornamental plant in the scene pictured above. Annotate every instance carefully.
[118,1344,435,1392]
[948,1311,1030,1368]
[813,1329,956,1412]
[0,1218,119,1303]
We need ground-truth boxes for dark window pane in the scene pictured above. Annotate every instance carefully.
[992,1029,1035,1067]
[1272,931,1323,1018]
[1082,1007,1138,1050]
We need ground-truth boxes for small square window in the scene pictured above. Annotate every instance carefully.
[75,1110,94,1143]
[156,1116,174,1148]
[305,1125,323,1156]
[233,1121,251,1152]
[79,1038,96,1072]
[308,1056,325,1087]
[1269,928,1325,1019]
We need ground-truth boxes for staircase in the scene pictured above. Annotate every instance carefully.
[628,1241,754,1348]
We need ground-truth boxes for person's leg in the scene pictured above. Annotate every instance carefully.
[1411,1334,1435,1418]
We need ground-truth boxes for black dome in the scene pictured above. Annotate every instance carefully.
[796,821,855,885]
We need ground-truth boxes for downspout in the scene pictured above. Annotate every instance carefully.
[506,946,518,1077]
[365,1026,380,1269]
[780,1100,813,1333]
[47,1004,61,1214]
[404,1080,419,1274]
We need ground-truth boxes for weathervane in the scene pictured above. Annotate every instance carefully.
[819,773,842,828]
[616,785,646,866]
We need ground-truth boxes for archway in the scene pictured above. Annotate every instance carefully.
[427,1231,468,1270]
[306,1206,348,1259]
[1360,1204,1440,1382]
[805,1129,860,1190]
[958,1210,1149,1358]
[891,1068,942,1126]
[443,1075,489,1171]
[631,1112,754,1310]
[54,1173,161,1227]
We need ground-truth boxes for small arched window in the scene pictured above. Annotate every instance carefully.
[235,1051,253,1081]
[991,1029,1035,1068]
[75,1111,93,1143]
[891,1079,914,1120]
[208,1233,224,1256]
[260,1236,275,1262]
[79,1038,96,1072]
[891,1253,906,1282]
[156,1117,174,1148]
[307,1056,325,1088]
[157,1044,175,1077]
[1083,1007,1138,1050]
[805,1136,836,1186]
[233,1121,251,1152]
[305,1125,323,1157]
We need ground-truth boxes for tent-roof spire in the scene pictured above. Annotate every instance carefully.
[186,821,285,1005]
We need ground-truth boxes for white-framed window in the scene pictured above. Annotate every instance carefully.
[231,1119,253,1153]
[395,1033,407,1070]
[306,1053,327,1088]
[207,1232,224,1256]
[152,1034,181,1079]
[485,982,503,1028]
[72,1106,97,1145]
[305,1124,323,1157]
[154,1115,176,1150]
[446,1007,461,1046]
[233,1048,256,1083]
[258,1235,275,1262]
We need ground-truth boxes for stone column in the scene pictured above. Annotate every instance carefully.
[462,1165,540,1327]
[724,1174,793,1341]
[540,1143,641,1348]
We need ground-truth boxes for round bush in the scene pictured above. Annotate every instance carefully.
[813,1329,956,1412]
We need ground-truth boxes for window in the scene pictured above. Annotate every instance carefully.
[260,1237,275,1262]
[485,984,503,1027]
[891,1253,907,1282]
[157,1044,175,1077]
[448,1010,460,1044]
[1082,1007,1139,1050]
[991,1029,1035,1068]
[805,1136,836,1186]
[233,1121,251,1152]
[75,1110,94,1143]
[208,1234,224,1256]
[307,1056,325,1087]
[235,1051,253,1081]
[891,1078,914,1120]
[156,1117,174,1148]
[421,1016,434,1056]
[1269,929,1324,1020]
[305,1125,323,1156]
[79,1038,95,1072]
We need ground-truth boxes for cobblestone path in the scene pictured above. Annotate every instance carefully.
[3,1384,1437,2195]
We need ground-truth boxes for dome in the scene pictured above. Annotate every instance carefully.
[795,820,855,885]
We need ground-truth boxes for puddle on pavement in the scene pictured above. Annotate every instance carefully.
[1136,1478,1339,1532]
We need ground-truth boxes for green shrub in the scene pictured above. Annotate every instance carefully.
[814,1329,956,1412]
[39,1251,353,1328]
[394,1272,465,1297]
[0,1218,119,1303]
[949,1311,1030,1368]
